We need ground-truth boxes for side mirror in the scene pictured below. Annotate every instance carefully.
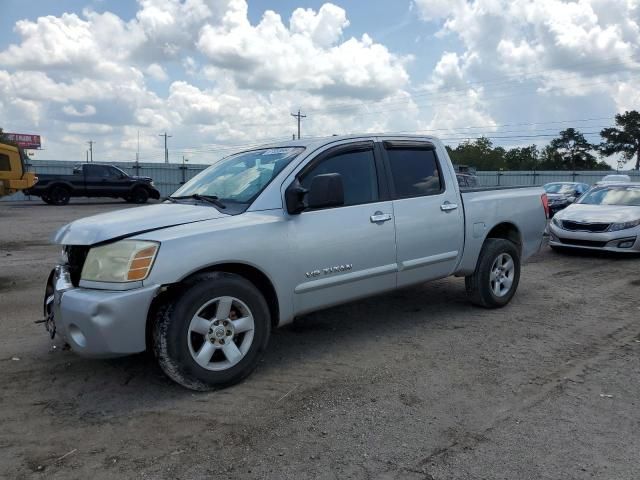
[285,173,345,214]
[285,178,308,214]
[307,173,344,210]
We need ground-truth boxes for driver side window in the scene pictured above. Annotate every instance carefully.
[300,148,378,207]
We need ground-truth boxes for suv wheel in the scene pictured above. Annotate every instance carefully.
[465,238,520,308]
[153,272,271,391]
[130,187,149,204]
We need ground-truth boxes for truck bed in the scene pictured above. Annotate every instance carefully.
[455,185,547,276]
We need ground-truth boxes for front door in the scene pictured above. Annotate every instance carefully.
[287,141,398,315]
[381,140,464,287]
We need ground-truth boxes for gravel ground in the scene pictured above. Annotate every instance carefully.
[1,200,639,480]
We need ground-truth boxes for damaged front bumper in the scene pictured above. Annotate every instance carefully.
[44,265,159,358]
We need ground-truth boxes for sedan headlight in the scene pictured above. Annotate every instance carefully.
[608,219,640,232]
[551,216,562,228]
[81,240,159,283]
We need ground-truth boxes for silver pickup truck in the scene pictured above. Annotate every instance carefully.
[45,135,548,390]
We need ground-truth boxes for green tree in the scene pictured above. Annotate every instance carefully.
[548,128,607,170]
[447,137,506,170]
[599,110,640,170]
[504,145,539,170]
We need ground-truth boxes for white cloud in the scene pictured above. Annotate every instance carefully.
[196,3,410,98]
[414,0,640,139]
[62,104,97,117]
[0,1,418,162]
[146,63,168,81]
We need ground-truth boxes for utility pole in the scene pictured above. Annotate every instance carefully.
[86,150,89,162]
[290,109,306,139]
[159,132,172,163]
[135,130,141,176]
[87,140,94,162]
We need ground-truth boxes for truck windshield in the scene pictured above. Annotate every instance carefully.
[578,186,640,206]
[171,147,304,207]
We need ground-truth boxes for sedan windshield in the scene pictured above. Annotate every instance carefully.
[578,186,640,206]
[544,183,577,194]
[171,147,304,208]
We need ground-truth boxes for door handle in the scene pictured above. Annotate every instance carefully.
[370,212,392,223]
[440,202,458,212]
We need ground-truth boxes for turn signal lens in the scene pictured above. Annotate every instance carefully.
[127,246,158,280]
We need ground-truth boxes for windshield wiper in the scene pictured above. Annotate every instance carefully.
[170,194,227,209]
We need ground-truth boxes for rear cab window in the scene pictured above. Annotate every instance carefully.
[382,141,444,199]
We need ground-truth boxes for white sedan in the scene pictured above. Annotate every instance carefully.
[549,183,640,253]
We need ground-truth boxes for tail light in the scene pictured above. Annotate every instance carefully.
[541,193,549,219]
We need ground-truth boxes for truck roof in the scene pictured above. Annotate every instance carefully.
[248,133,439,152]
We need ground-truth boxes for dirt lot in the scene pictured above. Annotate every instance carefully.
[0,199,639,480]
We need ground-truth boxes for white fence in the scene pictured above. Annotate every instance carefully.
[3,161,639,202]
[474,170,640,187]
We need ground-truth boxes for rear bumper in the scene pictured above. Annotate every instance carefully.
[548,224,640,252]
[45,265,159,358]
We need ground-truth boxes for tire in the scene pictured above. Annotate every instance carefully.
[153,272,271,391]
[41,196,53,205]
[130,187,149,204]
[465,238,520,308]
[48,185,71,205]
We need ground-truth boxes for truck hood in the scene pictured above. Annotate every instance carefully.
[53,203,229,245]
[556,203,640,223]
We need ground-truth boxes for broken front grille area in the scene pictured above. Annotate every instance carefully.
[64,245,90,286]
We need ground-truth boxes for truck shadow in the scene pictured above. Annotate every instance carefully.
[16,277,470,418]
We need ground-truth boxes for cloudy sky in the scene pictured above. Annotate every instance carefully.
[0,0,638,165]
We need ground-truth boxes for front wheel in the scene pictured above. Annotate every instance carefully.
[130,187,149,204]
[153,272,271,391]
[465,238,520,308]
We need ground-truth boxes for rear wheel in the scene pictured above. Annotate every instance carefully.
[465,238,520,308]
[130,187,149,204]
[48,185,71,205]
[41,195,53,205]
[153,272,271,391]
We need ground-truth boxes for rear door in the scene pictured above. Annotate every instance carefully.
[286,140,398,315]
[381,140,464,287]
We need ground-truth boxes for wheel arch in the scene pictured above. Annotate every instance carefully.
[145,262,280,350]
[46,181,73,193]
[484,221,522,253]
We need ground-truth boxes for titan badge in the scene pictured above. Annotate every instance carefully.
[305,264,353,278]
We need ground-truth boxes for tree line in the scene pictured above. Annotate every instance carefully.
[446,110,640,171]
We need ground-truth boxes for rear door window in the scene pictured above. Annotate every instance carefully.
[385,147,443,198]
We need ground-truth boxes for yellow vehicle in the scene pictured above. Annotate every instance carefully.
[0,142,37,198]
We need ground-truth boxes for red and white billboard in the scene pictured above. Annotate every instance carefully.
[3,133,41,149]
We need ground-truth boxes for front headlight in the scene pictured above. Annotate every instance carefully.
[551,216,562,228]
[609,219,640,232]
[81,240,159,283]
